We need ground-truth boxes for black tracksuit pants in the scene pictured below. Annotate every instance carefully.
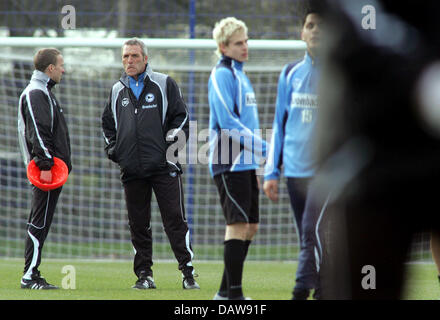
[23,186,62,279]
[123,172,194,277]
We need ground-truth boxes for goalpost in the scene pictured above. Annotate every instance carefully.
[0,37,432,263]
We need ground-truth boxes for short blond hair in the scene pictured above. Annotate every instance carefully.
[212,17,248,57]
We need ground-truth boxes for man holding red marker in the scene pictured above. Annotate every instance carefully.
[17,48,72,290]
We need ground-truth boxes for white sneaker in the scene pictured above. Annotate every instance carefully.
[213,292,228,300]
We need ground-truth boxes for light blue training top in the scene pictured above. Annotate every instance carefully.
[264,52,319,180]
[208,56,267,177]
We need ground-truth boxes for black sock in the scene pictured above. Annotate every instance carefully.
[224,239,246,299]
[244,240,251,257]
[219,240,252,296]
[218,270,228,296]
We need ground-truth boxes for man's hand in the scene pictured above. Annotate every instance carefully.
[263,179,279,202]
[40,170,53,184]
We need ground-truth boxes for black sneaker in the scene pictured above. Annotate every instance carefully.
[230,295,252,300]
[132,271,156,289]
[292,288,310,300]
[20,272,58,290]
[312,287,322,300]
[182,268,200,290]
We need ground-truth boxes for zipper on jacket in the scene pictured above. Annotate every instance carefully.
[128,91,139,115]
[124,78,148,175]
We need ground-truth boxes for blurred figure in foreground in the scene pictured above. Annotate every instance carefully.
[314,0,440,299]
[431,232,440,288]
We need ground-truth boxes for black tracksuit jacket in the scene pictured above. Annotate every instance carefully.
[18,70,72,172]
[102,64,189,182]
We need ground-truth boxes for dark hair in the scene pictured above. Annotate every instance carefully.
[33,48,61,72]
[301,1,323,26]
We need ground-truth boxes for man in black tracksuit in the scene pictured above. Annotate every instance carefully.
[18,48,71,289]
[102,38,199,290]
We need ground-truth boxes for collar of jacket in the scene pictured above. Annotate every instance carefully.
[304,51,319,67]
[220,55,244,71]
[129,70,146,84]
[31,70,57,89]
[120,63,154,87]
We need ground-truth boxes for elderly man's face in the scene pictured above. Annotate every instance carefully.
[122,45,147,79]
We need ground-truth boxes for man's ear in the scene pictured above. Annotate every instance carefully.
[219,43,226,55]
[45,64,53,74]
[144,55,148,65]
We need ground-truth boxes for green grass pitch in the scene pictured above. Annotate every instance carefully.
[0,258,439,300]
